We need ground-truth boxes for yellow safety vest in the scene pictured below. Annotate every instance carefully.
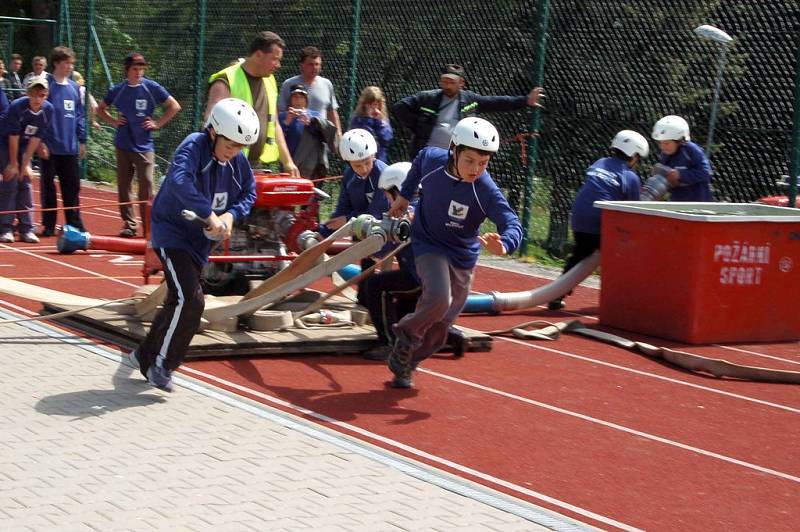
[208,64,279,164]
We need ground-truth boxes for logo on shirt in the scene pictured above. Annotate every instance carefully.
[366,192,374,202]
[135,99,147,111]
[448,200,469,221]
[212,192,228,212]
[64,99,75,111]
[24,125,39,136]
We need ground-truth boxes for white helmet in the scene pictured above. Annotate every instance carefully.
[205,98,260,145]
[652,115,690,141]
[378,162,412,191]
[611,130,649,158]
[340,129,377,161]
[451,117,500,152]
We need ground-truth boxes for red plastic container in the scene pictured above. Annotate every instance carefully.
[596,202,800,344]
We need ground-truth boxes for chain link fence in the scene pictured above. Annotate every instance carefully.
[15,0,800,256]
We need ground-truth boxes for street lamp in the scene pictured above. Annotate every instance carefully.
[693,24,733,155]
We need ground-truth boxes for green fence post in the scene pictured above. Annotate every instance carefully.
[81,0,95,180]
[789,44,800,209]
[345,0,362,125]
[520,0,551,255]
[192,0,207,131]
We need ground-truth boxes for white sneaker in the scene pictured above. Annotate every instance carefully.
[0,232,14,243]
[20,232,40,244]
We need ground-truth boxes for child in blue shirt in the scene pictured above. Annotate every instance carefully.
[129,98,257,393]
[0,75,53,243]
[39,46,87,236]
[97,52,181,237]
[279,83,322,157]
[386,117,522,388]
[548,130,649,310]
[651,115,713,202]
[349,86,393,162]
[320,129,390,305]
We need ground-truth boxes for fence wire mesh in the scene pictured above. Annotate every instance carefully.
[24,0,800,256]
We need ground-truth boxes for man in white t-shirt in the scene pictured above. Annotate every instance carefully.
[278,46,341,138]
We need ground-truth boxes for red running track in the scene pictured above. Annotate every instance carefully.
[1,181,798,530]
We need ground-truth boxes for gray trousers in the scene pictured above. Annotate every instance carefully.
[115,148,155,231]
[394,252,474,365]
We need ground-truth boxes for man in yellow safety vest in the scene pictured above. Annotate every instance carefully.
[206,31,298,176]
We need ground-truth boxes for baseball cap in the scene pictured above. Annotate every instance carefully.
[290,83,309,95]
[26,74,48,90]
[123,52,148,68]
[441,63,466,80]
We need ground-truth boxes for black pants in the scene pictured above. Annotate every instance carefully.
[563,231,601,275]
[40,154,84,231]
[361,268,422,345]
[138,248,205,376]
[355,257,377,307]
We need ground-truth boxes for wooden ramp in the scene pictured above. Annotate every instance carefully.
[42,300,493,360]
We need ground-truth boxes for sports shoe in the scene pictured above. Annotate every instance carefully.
[118,227,137,238]
[0,232,14,243]
[547,298,566,311]
[447,330,469,358]
[39,227,56,237]
[388,342,414,388]
[362,344,393,361]
[146,363,174,392]
[127,348,141,370]
[20,232,39,244]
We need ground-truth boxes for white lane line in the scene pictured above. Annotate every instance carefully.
[717,344,800,366]
[418,365,800,484]
[180,365,639,532]
[0,243,139,288]
[492,334,800,415]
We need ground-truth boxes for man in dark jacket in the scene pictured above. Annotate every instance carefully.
[391,64,544,159]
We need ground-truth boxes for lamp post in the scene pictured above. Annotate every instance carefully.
[693,24,733,155]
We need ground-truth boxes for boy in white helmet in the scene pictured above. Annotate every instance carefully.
[548,130,649,310]
[360,162,468,361]
[386,117,522,388]
[651,115,713,202]
[320,128,390,304]
[129,98,258,392]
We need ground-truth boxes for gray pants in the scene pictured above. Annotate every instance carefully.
[394,252,474,365]
[115,148,155,231]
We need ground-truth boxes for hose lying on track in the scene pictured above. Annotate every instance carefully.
[485,319,800,385]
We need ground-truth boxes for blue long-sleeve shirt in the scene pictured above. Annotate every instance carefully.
[45,74,86,155]
[571,157,642,234]
[330,159,390,221]
[278,109,322,156]
[0,97,54,159]
[658,141,713,202]
[151,131,256,266]
[400,147,522,269]
[349,116,393,162]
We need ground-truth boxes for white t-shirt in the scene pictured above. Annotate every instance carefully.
[427,96,459,149]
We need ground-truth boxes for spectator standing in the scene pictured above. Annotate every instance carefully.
[71,71,101,130]
[278,46,342,138]
[97,52,182,237]
[206,32,298,177]
[0,75,53,244]
[392,63,544,160]
[6,54,25,99]
[349,86,393,162]
[39,47,87,236]
[22,56,47,88]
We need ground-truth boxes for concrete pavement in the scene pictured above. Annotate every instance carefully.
[0,309,589,531]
